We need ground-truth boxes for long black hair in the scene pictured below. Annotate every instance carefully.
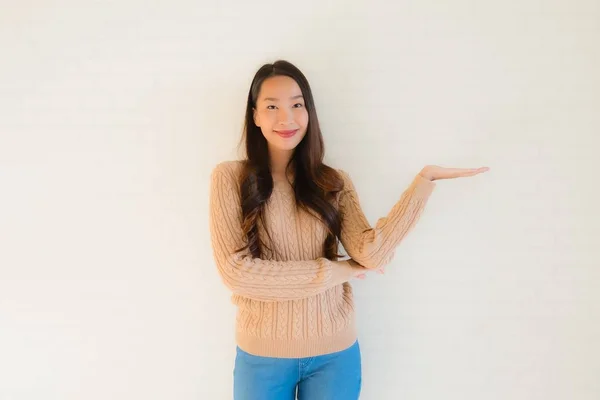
[238,60,344,260]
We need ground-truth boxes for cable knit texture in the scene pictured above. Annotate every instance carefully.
[209,160,436,358]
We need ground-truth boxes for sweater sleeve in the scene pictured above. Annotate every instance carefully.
[209,162,362,302]
[337,170,436,269]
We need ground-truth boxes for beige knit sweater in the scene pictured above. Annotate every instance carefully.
[209,160,436,358]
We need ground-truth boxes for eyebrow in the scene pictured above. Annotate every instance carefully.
[262,95,304,102]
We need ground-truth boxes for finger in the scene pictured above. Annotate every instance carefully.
[448,167,486,175]
[459,167,489,177]
[458,169,482,177]
[440,167,489,178]
[465,167,489,174]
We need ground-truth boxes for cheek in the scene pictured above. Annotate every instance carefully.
[297,109,309,128]
[257,111,274,128]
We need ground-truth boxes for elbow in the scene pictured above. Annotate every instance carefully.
[348,231,400,269]
[218,272,241,293]
[352,249,396,270]
[220,275,275,302]
[215,263,245,294]
[216,265,280,302]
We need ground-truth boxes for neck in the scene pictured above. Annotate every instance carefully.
[269,148,294,179]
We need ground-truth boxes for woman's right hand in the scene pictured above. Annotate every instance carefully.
[348,259,385,279]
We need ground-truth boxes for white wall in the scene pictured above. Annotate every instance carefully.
[1,1,598,399]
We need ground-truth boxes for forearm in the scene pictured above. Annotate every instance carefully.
[213,252,361,301]
[340,173,435,269]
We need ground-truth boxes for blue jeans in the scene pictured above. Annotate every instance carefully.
[233,340,362,400]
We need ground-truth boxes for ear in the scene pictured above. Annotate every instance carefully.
[253,108,260,127]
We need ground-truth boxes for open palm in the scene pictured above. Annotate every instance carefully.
[352,164,489,278]
[420,165,489,181]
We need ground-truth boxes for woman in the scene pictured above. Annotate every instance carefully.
[209,60,488,400]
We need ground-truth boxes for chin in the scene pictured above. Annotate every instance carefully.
[268,137,303,152]
[274,143,300,152]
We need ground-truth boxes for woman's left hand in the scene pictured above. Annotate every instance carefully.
[419,165,489,181]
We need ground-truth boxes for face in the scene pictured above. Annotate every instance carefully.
[253,75,309,155]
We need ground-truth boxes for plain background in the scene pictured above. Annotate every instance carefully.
[1,1,599,399]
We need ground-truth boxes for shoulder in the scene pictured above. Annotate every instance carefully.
[335,168,351,181]
[211,160,244,180]
[210,160,246,191]
[333,168,356,191]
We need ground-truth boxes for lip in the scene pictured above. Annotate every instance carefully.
[274,129,298,138]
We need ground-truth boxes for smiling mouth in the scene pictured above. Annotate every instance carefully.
[274,129,298,138]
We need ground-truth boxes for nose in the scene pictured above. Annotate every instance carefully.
[277,107,294,125]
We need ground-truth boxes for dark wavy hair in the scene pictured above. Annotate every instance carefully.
[238,60,344,260]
